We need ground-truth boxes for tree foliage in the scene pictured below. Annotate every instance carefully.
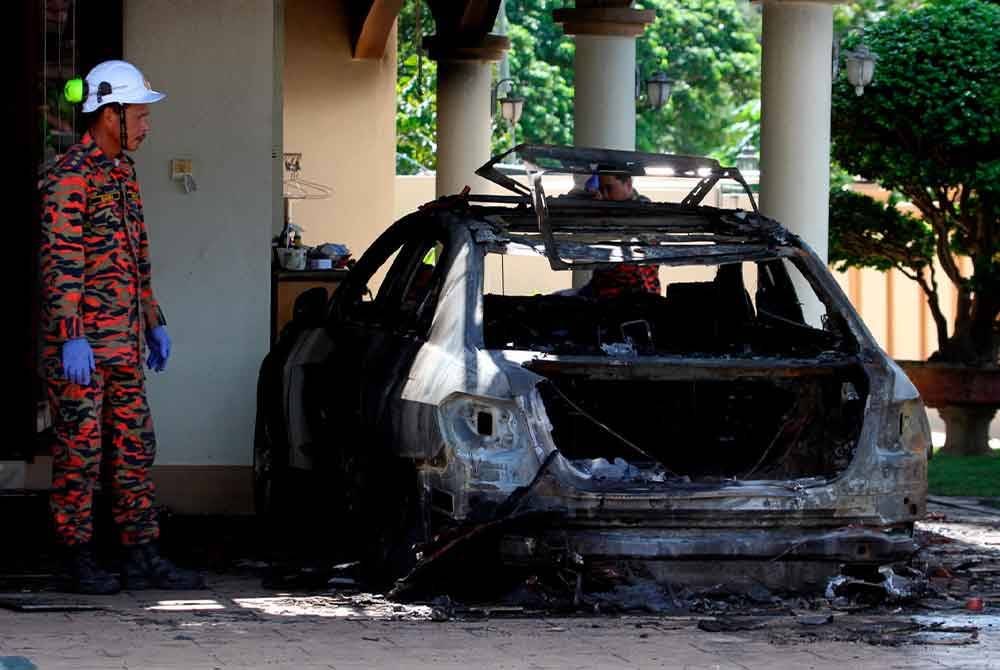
[634,0,760,157]
[396,0,762,173]
[830,0,1000,364]
[504,0,576,148]
[829,189,948,345]
[396,1,437,174]
[833,0,923,35]
[830,190,935,276]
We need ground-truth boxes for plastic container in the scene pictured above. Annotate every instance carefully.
[308,258,333,270]
[275,247,307,271]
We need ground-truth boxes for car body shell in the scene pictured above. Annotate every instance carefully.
[260,149,929,580]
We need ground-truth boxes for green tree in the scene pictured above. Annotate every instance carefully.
[397,0,763,170]
[704,0,923,164]
[829,189,945,342]
[700,0,925,164]
[396,52,437,174]
[504,0,576,148]
[829,0,1000,454]
[833,0,923,35]
[635,0,760,157]
[396,0,438,174]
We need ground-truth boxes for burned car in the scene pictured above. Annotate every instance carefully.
[256,145,929,590]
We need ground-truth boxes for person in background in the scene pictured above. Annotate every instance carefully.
[580,172,661,298]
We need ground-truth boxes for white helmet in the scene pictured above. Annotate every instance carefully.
[81,60,165,113]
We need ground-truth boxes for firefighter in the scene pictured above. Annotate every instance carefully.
[40,60,203,594]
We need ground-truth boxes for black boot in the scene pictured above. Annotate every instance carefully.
[122,543,206,590]
[64,544,121,595]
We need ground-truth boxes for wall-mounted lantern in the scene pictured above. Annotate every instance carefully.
[645,71,674,110]
[499,93,524,124]
[842,44,878,96]
[635,67,675,110]
[491,78,524,124]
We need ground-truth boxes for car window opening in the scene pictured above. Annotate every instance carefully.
[483,253,868,484]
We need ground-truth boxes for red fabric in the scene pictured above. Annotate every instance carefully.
[589,264,661,298]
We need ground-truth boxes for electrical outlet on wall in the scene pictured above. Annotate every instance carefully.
[170,158,198,193]
[170,158,193,180]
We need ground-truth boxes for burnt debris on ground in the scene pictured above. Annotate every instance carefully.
[2,499,998,650]
[256,500,1000,631]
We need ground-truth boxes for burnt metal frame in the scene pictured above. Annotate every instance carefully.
[476,144,762,271]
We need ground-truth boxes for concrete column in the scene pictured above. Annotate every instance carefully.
[554,3,655,151]
[436,60,493,197]
[425,35,510,198]
[574,34,637,150]
[554,3,654,286]
[759,0,835,262]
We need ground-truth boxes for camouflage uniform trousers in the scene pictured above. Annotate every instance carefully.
[47,364,159,546]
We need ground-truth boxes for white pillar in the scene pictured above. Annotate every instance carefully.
[435,60,493,198]
[571,35,638,287]
[574,35,636,150]
[759,0,834,262]
[554,5,653,287]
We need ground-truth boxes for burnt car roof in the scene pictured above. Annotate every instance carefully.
[482,206,793,270]
[476,144,758,211]
[459,145,793,270]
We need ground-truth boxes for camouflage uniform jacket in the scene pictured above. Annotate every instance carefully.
[39,133,166,377]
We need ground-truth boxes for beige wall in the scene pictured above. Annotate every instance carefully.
[283,0,397,259]
[125,0,278,467]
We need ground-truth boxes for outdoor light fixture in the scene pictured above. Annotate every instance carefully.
[843,45,878,96]
[491,77,525,157]
[645,71,674,110]
[491,78,524,123]
[499,93,524,124]
[635,67,674,110]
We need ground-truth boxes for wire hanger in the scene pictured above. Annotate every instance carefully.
[282,153,332,200]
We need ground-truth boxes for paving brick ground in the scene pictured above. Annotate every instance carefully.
[3,500,999,669]
[1,572,999,669]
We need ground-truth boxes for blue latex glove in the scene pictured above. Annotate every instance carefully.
[146,326,171,372]
[62,338,95,386]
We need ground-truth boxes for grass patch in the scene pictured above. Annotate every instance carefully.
[928,453,1000,497]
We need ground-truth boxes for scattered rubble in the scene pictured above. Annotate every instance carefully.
[3,501,996,651]
[353,499,999,647]
[768,617,981,647]
[824,566,925,604]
